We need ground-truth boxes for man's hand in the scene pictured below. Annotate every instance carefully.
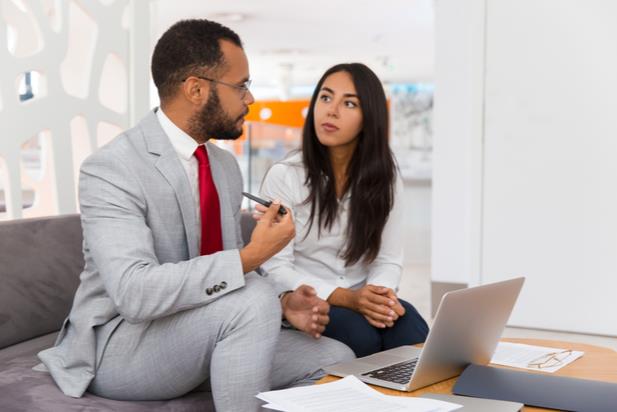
[281,285,329,339]
[239,200,294,273]
[251,202,286,222]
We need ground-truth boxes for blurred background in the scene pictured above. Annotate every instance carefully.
[1,0,616,346]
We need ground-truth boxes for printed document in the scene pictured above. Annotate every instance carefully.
[491,342,584,373]
[256,375,461,412]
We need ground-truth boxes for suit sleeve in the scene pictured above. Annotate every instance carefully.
[79,151,245,324]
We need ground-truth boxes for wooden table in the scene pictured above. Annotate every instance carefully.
[318,338,617,411]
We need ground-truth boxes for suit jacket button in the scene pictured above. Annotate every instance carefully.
[213,285,221,293]
[206,288,213,295]
[220,281,227,289]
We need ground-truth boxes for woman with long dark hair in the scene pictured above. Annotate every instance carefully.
[258,63,429,357]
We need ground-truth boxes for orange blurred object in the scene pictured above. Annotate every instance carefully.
[245,100,310,128]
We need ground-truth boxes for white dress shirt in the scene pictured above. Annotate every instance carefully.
[260,152,404,300]
[156,108,203,244]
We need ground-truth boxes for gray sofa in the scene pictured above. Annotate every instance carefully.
[0,213,257,411]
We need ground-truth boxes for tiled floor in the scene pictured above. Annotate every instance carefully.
[398,263,617,352]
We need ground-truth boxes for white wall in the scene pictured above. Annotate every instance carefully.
[0,0,150,221]
[481,0,617,336]
[433,0,617,335]
[402,180,432,265]
[432,0,485,285]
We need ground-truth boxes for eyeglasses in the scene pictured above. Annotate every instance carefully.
[527,349,573,369]
[185,75,252,98]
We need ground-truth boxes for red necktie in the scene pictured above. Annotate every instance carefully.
[194,145,223,255]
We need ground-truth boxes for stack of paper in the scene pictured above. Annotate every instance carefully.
[491,342,584,373]
[257,375,461,412]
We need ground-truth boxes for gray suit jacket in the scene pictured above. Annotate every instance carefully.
[38,110,248,397]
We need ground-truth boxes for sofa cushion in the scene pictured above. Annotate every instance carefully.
[0,215,84,349]
[0,333,214,411]
[240,210,256,246]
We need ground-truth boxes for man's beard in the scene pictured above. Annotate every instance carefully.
[188,88,246,142]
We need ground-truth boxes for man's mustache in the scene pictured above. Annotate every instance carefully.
[237,109,249,121]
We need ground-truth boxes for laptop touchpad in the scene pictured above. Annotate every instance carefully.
[362,353,409,366]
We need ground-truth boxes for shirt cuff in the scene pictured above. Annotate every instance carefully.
[366,272,400,293]
[278,290,295,329]
[313,282,338,301]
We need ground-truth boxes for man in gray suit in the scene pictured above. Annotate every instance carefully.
[38,19,354,411]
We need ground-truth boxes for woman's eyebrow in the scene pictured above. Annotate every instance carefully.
[320,87,358,98]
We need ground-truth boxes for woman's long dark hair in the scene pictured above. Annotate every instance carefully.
[302,63,397,267]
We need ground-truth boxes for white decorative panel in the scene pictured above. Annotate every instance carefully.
[0,0,135,220]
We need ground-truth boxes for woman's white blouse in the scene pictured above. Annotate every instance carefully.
[259,153,405,300]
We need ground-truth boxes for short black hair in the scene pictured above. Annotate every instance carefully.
[151,19,242,102]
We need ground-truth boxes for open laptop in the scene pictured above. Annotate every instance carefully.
[324,277,525,392]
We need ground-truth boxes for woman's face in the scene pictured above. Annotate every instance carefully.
[313,71,363,151]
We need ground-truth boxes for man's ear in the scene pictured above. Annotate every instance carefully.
[181,77,209,105]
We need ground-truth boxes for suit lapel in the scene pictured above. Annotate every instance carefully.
[140,110,200,258]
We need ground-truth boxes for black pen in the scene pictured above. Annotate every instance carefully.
[242,192,288,215]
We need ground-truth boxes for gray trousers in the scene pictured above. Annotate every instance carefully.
[88,274,354,411]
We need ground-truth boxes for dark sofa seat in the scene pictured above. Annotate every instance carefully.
[0,215,215,411]
[0,333,210,411]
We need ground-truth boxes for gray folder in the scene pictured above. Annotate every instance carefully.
[453,364,617,412]
[420,393,523,411]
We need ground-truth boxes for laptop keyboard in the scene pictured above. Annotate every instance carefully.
[361,358,418,385]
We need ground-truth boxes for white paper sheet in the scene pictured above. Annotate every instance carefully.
[262,404,286,411]
[490,342,584,373]
[257,375,461,412]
